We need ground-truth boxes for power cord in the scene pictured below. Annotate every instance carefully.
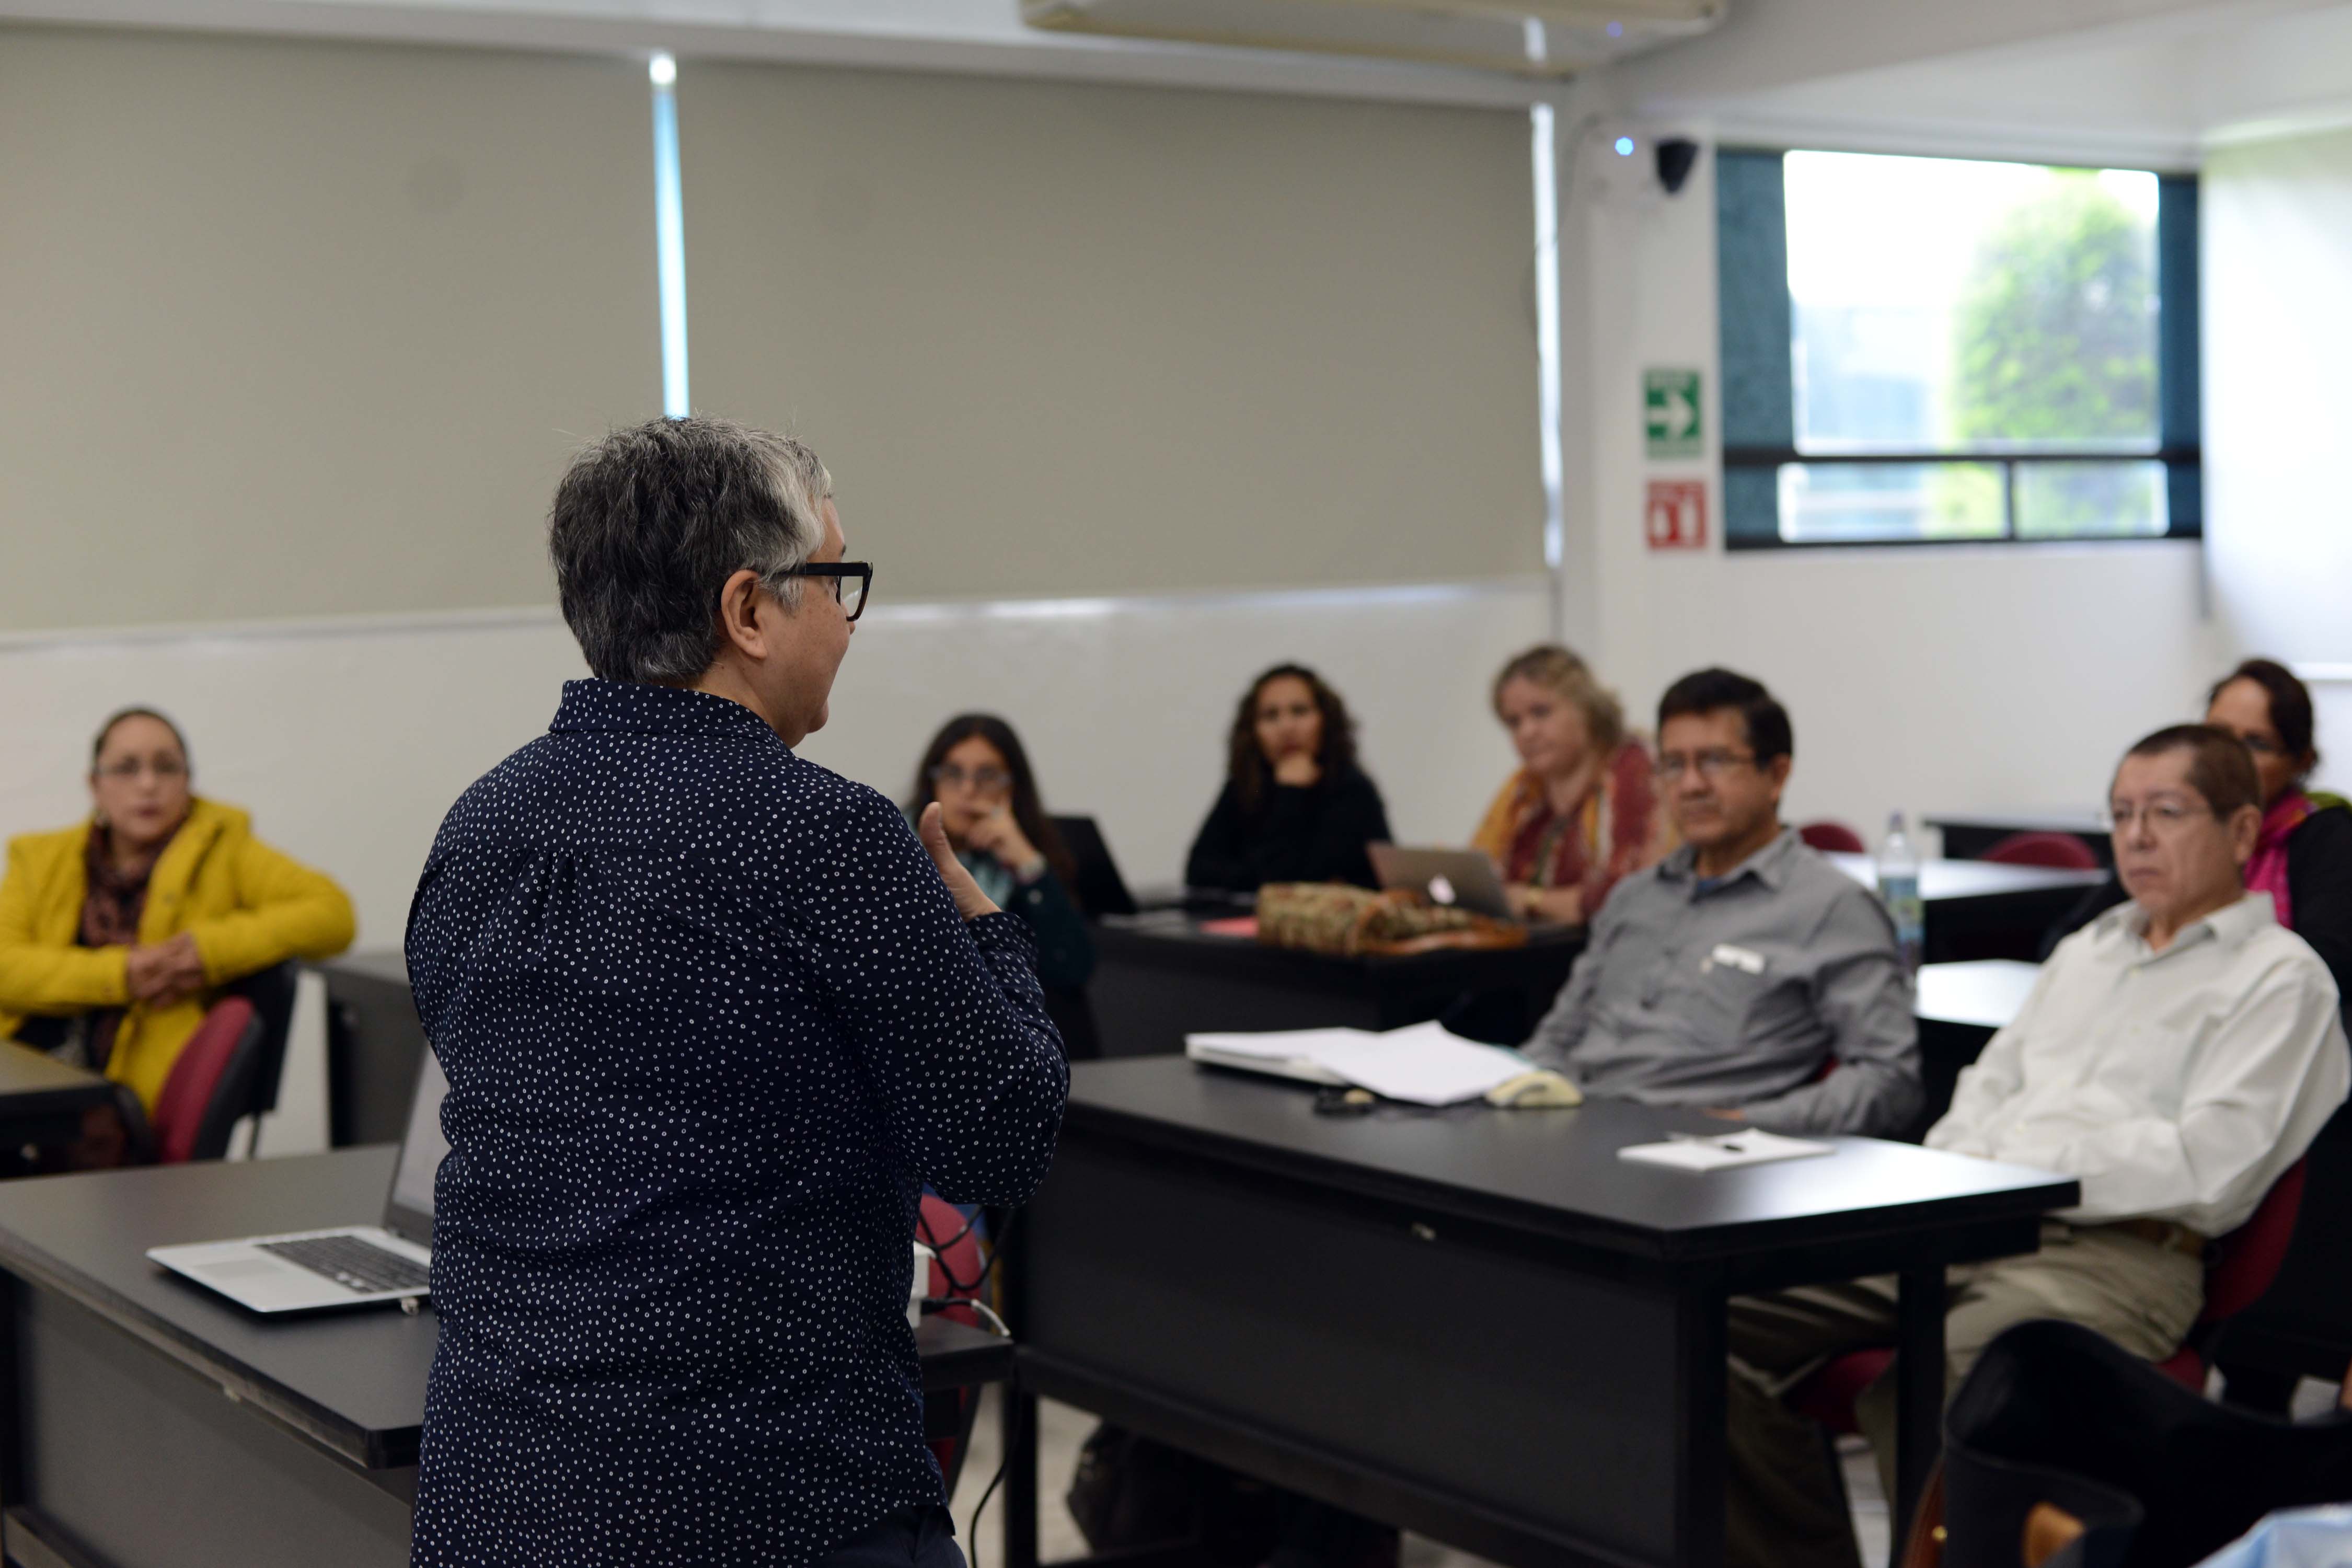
[966,1386,1028,1568]
[921,1297,1009,1338]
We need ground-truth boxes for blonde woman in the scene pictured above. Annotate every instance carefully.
[1472,646,1669,924]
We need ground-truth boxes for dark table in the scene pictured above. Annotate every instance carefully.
[317,952,428,1149]
[0,1147,1012,1568]
[1005,1058,2077,1568]
[1926,811,2111,868]
[0,1043,112,1152]
[1823,854,2106,963]
[1090,916,1586,1058]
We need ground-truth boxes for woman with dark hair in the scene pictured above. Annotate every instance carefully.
[1183,664,1392,893]
[907,714,1099,1057]
[0,707,354,1161]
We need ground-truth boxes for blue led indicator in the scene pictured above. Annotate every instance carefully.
[1614,136,1636,157]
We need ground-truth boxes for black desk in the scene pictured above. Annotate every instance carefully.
[1090,917,1586,1058]
[0,1043,112,1151]
[0,1148,1012,1568]
[317,952,428,1148]
[1006,1059,2077,1568]
[1823,854,2105,963]
[1926,811,2111,868]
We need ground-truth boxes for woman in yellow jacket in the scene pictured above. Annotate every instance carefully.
[0,709,355,1149]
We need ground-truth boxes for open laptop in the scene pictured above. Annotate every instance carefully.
[1051,813,1140,917]
[148,1048,446,1314]
[1367,844,1515,920]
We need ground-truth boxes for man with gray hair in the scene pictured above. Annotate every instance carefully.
[407,416,1068,1568]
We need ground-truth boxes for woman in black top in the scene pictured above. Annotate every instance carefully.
[907,714,1101,1058]
[1184,663,1392,892]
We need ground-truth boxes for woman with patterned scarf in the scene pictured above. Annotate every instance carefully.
[0,708,354,1163]
[1471,644,1673,926]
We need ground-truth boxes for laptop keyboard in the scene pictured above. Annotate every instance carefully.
[257,1235,430,1296]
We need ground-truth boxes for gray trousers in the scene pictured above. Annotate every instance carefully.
[1724,1221,2205,1568]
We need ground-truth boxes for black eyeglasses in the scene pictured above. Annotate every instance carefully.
[725,562,874,620]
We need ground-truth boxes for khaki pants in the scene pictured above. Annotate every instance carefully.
[1724,1221,2205,1568]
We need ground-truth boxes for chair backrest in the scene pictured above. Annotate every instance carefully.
[224,960,301,1118]
[1798,820,1867,855]
[1982,832,2101,871]
[2203,1160,2308,1324]
[916,1194,987,1328]
[150,997,263,1164]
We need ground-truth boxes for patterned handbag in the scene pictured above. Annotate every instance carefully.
[1254,883,1525,957]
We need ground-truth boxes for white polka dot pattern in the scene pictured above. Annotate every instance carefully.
[404,678,1069,1567]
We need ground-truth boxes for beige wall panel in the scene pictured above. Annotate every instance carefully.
[681,64,1542,599]
[0,27,661,630]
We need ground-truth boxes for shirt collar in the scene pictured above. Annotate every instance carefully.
[2093,889,2277,956]
[1659,825,1800,894]
[548,678,785,746]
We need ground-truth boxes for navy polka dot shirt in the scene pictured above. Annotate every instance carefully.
[405,679,1068,1567]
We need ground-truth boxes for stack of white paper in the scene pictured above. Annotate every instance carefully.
[1616,1129,1834,1172]
[1184,1020,1529,1107]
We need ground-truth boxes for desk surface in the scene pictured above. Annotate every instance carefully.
[0,1039,110,1103]
[0,1147,1011,1471]
[1825,852,2105,901]
[1916,960,2040,1029]
[1926,809,2107,837]
[1064,1057,2075,1268]
[1101,912,1584,964]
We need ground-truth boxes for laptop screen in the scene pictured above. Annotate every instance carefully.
[384,1049,451,1243]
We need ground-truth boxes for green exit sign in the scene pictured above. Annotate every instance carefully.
[1644,368,1702,459]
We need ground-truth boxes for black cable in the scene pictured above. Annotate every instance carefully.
[923,1206,1022,1301]
[966,1387,1027,1568]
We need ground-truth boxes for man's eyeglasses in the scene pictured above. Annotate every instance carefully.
[785,562,872,621]
[929,765,1012,793]
[2101,799,2217,834]
[1656,749,1756,783]
[95,758,187,782]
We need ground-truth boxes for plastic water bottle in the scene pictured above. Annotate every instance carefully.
[1876,811,1923,977]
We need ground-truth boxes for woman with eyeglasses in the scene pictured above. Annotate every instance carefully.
[0,707,354,1162]
[906,714,1098,1058]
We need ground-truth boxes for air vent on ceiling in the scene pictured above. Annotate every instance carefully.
[1022,0,1724,77]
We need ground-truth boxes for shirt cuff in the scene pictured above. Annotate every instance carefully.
[968,910,1038,958]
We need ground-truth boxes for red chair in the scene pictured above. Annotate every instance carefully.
[1787,1161,2312,1436]
[1982,832,2100,871]
[917,1195,992,1489]
[146,996,267,1165]
[1799,821,1867,855]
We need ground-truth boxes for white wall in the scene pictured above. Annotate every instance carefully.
[2205,125,2352,794]
[0,583,1544,948]
[1558,128,2229,837]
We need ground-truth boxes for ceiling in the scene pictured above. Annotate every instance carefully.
[9,0,2352,160]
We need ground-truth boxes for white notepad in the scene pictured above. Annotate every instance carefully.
[1616,1128,1834,1172]
[1184,1020,1529,1106]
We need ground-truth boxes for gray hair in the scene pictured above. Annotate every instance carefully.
[548,417,832,684]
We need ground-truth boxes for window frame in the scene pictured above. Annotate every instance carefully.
[1716,148,2202,551]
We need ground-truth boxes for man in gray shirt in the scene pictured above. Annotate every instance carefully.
[1523,668,1920,1136]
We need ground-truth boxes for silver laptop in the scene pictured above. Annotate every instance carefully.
[1367,843,1515,920]
[148,1049,447,1314]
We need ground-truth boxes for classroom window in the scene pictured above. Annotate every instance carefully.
[1718,149,2200,548]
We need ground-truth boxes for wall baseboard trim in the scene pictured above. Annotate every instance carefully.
[0,577,1552,658]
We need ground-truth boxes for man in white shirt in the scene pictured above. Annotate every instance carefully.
[1726,724,2350,1568]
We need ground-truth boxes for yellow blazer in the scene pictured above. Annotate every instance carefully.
[0,798,355,1112]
